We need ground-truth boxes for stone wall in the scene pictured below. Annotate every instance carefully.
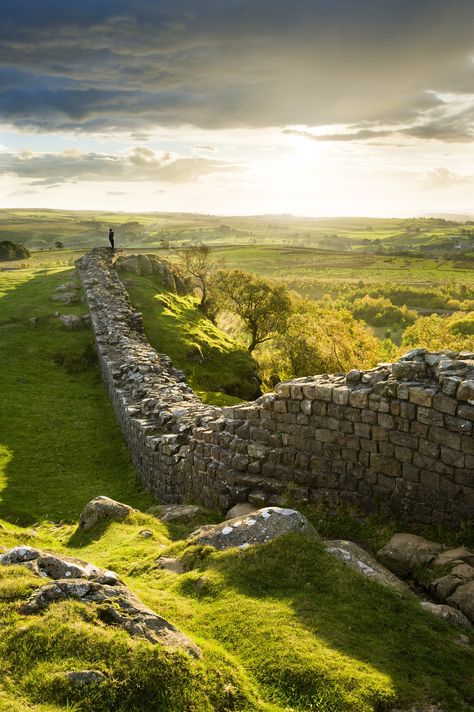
[76,249,474,527]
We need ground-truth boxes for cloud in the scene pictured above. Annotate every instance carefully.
[1,1,474,138]
[0,146,236,185]
[421,167,473,189]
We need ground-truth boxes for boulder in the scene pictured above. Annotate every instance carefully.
[225,502,258,520]
[324,540,409,593]
[432,547,474,568]
[78,496,135,531]
[21,579,200,656]
[447,580,474,623]
[376,534,445,577]
[0,546,122,585]
[115,254,178,291]
[188,507,318,551]
[420,602,471,629]
[151,504,204,523]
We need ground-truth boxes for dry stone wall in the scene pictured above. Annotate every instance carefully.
[77,249,474,527]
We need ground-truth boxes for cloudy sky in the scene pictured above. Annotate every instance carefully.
[1,0,474,216]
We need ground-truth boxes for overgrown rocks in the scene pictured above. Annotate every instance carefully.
[376,534,445,577]
[188,507,318,550]
[21,579,200,655]
[376,534,474,626]
[115,254,183,292]
[78,496,135,531]
[0,546,122,585]
[324,540,409,593]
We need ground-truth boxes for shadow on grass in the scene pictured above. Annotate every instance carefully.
[188,534,474,712]
[0,268,154,526]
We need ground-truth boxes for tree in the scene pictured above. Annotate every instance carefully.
[0,241,30,261]
[55,241,64,249]
[174,244,212,309]
[212,269,292,353]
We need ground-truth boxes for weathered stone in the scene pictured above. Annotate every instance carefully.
[420,602,471,629]
[188,507,318,550]
[78,496,135,531]
[21,579,200,655]
[457,380,474,403]
[157,557,185,574]
[225,502,258,519]
[51,291,80,305]
[58,313,83,329]
[63,670,107,687]
[433,547,474,568]
[324,540,409,593]
[377,534,445,576]
[447,580,474,623]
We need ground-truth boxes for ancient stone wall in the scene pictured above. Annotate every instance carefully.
[77,249,474,527]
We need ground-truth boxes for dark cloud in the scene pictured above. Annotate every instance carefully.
[1,1,474,136]
[0,147,236,185]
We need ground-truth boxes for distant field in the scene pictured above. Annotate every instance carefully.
[2,207,474,256]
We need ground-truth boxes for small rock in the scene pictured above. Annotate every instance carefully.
[58,314,82,329]
[0,546,41,564]
[420,601,472,629]
[78,496,135,531]
[64,670,107,687]
[433,547,474,568]
[51,292,80,305]
[157,557,185,574]
[189,507,318,551]
[225,502,257,520]
[139,529,154,539]
[248,489,268,507]
[376,534,445,577]
[447,580,474,623]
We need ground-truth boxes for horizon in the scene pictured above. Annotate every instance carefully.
[1,1,474,216]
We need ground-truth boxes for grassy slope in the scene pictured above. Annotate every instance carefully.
[122,271,259,404]
[1,515,473,711]
[1,261,473,711]
[0,267,153,524]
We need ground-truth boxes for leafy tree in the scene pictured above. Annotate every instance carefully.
[402,312,474,352]
[0,241,30,261]
[55,241,64,249]
[174,244,212,309]
[212,269,292,352]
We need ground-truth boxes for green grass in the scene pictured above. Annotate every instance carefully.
[123,272,259,403]
[1,515,473,711]
[0,267,153,525]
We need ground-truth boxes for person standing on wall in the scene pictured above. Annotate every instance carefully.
[108,227,115,251]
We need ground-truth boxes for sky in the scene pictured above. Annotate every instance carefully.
[1,0,474,217]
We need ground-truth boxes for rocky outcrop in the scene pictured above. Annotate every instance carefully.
[324,540,409,593]
[1,545,200,656]
[77,496,135,531]
[188,507,318,550]
[377,534,474,625]
[115,254,186,293]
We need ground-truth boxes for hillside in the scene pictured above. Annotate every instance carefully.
[0,254,473,711]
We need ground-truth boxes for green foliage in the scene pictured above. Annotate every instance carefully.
[211,269,292,352]
[351,295,417,327]
[124,273,260,401]
[256,295,381,386]
[402,312,474,352]
[0,240,30,261]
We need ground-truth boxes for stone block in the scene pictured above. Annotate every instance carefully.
[361,409,377,424]
[457,403,474,421]
[457,380,474,403]
[417,407,444,426]
[428,426,461,450]
[433,393,457,415]
[394,446,413,464]
[444,416,472,435]
[409,386,436,407]
[440,447,464,468]
[389,431,418,449]
[332,386,350,405]
[314,384,334,402]
[349,389,370,408]
[370,453,401,477]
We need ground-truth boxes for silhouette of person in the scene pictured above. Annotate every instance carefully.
[108,228,115,251]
